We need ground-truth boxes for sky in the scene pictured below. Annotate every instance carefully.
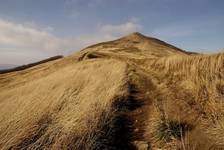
[0,0,223,65]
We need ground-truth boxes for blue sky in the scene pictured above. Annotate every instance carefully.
[0,0,223,65]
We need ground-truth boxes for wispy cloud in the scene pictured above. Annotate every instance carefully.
[0,18,142,64]
[0,19,81,64]
[0,19,62,51]
[99,20,142,36]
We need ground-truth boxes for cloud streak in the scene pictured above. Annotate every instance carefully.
[0,19,64,52]
[0,18,142,65]
[99,20,142,36]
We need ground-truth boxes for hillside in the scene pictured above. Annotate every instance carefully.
[0,33,223,150]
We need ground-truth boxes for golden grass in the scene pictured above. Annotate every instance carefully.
[0,33,223,149]
[143,53,224,149]
[0,59,131,149]
[149,53,224,83]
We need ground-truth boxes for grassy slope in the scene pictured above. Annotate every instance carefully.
[0,59,130,149]
[0,33,224,150]
[144,53,224,149]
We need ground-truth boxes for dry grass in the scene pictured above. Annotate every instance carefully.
[149,53,224,83]
[0,33,223,149]
[0,59,132,149]
[144,53,224,149]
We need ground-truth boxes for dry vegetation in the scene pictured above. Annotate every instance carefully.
[0,33,223,150]
[144,53,224,149]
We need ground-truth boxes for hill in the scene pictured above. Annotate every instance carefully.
[0,56,63,74]
[0,64,17,70]
[0,33,223,150]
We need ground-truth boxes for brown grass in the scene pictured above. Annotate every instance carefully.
[0,59,131,149]
[0,33,223,149]
[144,53,224,149]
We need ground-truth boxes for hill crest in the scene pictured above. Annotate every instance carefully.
[81,32,191,58]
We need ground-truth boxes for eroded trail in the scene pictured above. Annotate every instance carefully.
[0,56,155,150]
[95,61,160,150]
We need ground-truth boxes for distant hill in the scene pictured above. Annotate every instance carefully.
[0,33,223,150]
[0,64,17,70]
[0,55,63,74]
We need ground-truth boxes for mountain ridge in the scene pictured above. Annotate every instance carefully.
[0,33,223,150]
[82,32,194,58]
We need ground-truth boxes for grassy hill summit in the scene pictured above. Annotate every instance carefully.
[0,33,223,150]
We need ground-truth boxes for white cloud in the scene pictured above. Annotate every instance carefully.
[0,19,73,64]
[99,20,142,36]
[0,18,142,65]
[0,19,64,52]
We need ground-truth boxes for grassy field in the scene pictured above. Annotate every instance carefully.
[0,33,223,150]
